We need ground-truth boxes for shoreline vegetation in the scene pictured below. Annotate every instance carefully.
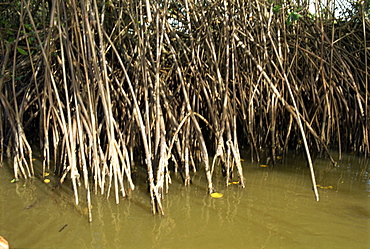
[0,0,369,221]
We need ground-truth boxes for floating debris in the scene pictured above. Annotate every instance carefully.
[210,192,223,198]
[59,224,68,232]
[228,181,240,185]
[316,185,333,189]
[25,200,38,210]
[83,205,93,214]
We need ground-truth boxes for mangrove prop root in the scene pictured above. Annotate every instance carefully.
[0,0,368,219]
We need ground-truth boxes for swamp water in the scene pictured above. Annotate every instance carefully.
[0,152,369,249]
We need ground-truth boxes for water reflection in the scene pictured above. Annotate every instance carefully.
[0,152,369,248]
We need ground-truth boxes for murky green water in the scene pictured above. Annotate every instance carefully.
[0,152,369,249]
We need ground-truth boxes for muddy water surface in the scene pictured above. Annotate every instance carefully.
[0,152,369,248]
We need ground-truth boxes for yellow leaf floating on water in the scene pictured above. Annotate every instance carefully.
[44,179,50,183]
[210,192,223,198]
[259,165,268,168]
[44,172,50,176]
[83,205,93,214]
[240,158,245,162]
[228,181,240,185]
[32,158,36,161]
[316,185,333,189]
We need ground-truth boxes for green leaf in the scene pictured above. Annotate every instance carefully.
[273,4,282,13]
[6,29,14,35]
[17,47,28,55]
[27,36,35,44]
[25,23,32,31]
[290,12,302,21]
[287,11,302,25]
[286,17,292,26]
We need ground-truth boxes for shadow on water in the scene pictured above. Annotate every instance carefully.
[0,151,369,249]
